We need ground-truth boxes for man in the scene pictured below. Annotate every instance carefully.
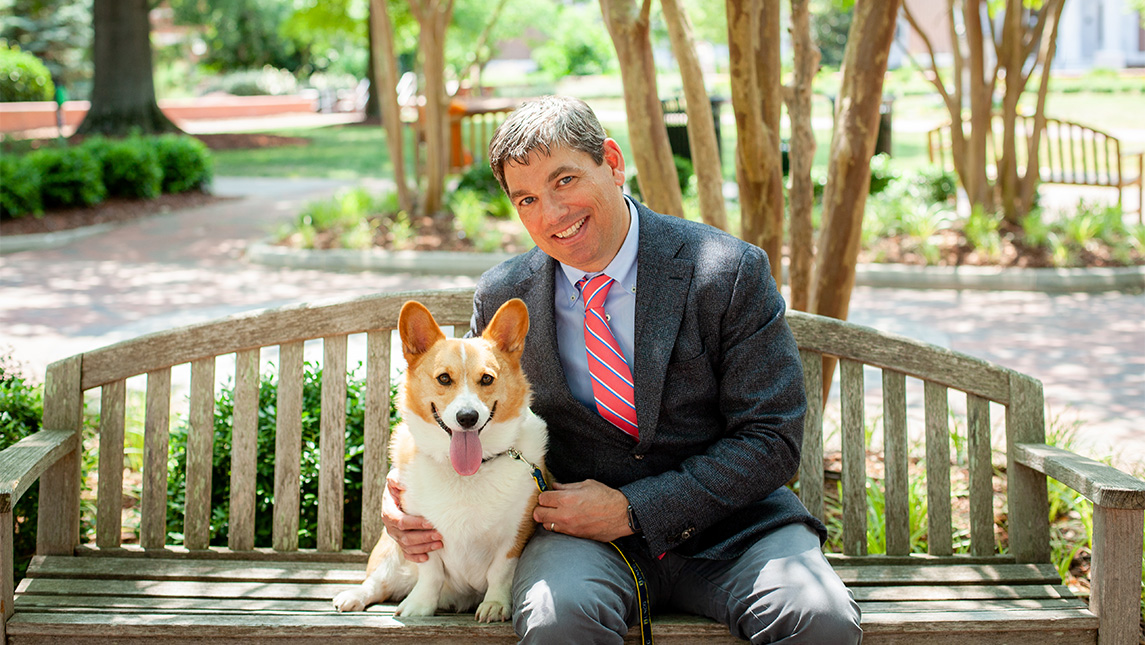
[384,95,861,643]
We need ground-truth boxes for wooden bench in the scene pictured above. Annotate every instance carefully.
[2,287,1143,644]
[928,115,1144,219]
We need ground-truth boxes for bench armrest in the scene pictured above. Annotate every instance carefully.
[1013,442,1145,509]
[0,429,80,513]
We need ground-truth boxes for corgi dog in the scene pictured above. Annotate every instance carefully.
[333,298,548,622]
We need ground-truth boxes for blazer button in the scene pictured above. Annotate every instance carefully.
[633,454,644,460]
[681,528,695,541]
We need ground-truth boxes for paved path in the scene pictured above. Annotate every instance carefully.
[1,177,1141,472]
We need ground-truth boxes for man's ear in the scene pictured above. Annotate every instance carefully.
[482,298,530,357]
[603,138,626,187]
[398,301,445,367]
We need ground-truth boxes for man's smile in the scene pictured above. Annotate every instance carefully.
[554,217,587,240]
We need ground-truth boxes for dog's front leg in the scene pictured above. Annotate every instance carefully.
[475,555,517,622]
[396,554,445,617]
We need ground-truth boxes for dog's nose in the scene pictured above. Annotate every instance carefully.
[456,408,479,429]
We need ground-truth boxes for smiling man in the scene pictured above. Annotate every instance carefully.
[382,95,861,644]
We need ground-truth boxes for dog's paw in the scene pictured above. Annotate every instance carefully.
[475,600,511,623]
[395,595,437,617]
[332,589,369,613]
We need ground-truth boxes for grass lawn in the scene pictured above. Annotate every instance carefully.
[210,123,401,179]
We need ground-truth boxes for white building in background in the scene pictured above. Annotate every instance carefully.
[1054,0,1145,70]
[899,0,1145,71]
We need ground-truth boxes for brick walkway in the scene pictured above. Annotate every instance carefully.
[1,178,1141,471]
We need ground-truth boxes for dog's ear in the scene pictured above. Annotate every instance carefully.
[482,298,529,356]
[399,300,445,366]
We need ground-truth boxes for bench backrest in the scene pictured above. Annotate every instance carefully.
[38,288,1051,564]
[927,114,1126,184]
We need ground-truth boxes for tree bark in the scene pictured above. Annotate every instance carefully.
[726,0,784,284]
[661,0,727,231]
[784,0,820,312]
[410,0,454,216]
[369,0,414,215]
[1019,0,1065,216]
[811,0,902,400]
[76,0,180,136]
[600,0,685,218]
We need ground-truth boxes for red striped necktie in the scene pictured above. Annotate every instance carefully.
[577,274,638,438]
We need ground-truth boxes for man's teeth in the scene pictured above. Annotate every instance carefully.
[555,219,585,239]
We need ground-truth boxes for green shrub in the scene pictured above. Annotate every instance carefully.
[0,354,44,582]
[912,166,958,204]
[0,155,44,218]
[0,43,54,102]
[29,145,106,209]
[154,135,212,193]
[868,153,897,195]
[165,362,399,549]
[89,136,163,200]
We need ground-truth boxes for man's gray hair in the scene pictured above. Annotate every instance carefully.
[488,96,607,194]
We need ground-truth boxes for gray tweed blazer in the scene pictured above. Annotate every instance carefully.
[470,200,825,560]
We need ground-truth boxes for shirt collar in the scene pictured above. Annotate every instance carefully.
[558,196,639,291]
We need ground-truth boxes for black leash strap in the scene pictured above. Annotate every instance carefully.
[510,449,654,644]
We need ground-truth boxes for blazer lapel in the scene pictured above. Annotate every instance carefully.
[514,250,580,410]
[632,205,694,447]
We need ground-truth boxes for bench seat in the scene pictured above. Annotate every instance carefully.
[8,553,1097,644]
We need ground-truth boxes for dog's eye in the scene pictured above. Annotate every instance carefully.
[437,373,452,386]
[480,374,494,386]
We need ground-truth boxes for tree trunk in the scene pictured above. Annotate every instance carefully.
[963,0,995,211]
[726,0,784,284]
[997,1,1024,222]
[811,0,902,400]
[1019,0,1065,215]
[76,0,179,136]
[600,0,685,218]
[784,0,819,312]
[369,0,414,214]
[364,15,382,121]
[411,0,454,216]
[661,0,727,231]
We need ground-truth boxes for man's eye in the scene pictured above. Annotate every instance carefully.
[437,374,452,386]
[518,196,535,207]
[480,374,494,386]
[558,176,573,185]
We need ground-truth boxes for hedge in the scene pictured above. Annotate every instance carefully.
[0,44,54,102]
[1,134,213,219]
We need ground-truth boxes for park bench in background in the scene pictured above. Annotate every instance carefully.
[928,114,1144,219]
[2,287,1143,643]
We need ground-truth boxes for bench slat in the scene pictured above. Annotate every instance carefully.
[318,335,348,553]
[924,381,952,556]
[967,393,995,556]
[184,357,216,551]
[273,342,305,552]
[840,359,866,556]
[141,368,171,550]
[362,330,392,552]
[882,369,909,556]
[96,380,125,549]
[229,349,260,552]
[798,349,823,522]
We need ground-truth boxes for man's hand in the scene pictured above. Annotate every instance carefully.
[533,479,633,542]
[382,472,442,563]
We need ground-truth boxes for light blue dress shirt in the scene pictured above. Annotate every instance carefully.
[554,197,640,412]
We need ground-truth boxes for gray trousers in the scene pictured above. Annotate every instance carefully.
[512,522,862,644]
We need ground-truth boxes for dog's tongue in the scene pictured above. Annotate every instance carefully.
[450,430,482,476]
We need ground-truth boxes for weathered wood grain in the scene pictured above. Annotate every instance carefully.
[966,393,995,556]
[0,430,79,515]
[362,330,392,552]
[37,356,83,556]
[924,382,952,556]
[1005,373,1051,563]
[79,289,476,390]
[786,311,1011,403]
[96,381,126,549]
[184,358,216,551]
[318,336,347,553]
[840,359,866,556]
[882,369,909,556]
[798,349,824,522]
[228,349,259,552]
[1014,442,1145,510]
[1089,504,1145,645]
[140,369,172,550]
[273,342,304,553]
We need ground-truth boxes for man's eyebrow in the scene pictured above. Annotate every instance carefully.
[508,165,580,201]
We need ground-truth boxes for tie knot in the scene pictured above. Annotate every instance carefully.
[578,274,614,310]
